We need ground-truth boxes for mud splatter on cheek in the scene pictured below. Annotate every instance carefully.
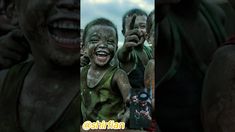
[86,44,95,59]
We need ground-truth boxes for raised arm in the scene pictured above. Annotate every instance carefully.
[118,15,136,62]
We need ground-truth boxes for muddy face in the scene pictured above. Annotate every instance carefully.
[85,25,117,67]
[17,0,80,66]
[125,15,147,43]
[133,15,147,35]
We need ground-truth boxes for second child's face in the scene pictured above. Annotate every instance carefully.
[85,25,117,67]
[125,15,147,36]
[125,15,147,45]
[133,15,147,35]
[18,0,80,66]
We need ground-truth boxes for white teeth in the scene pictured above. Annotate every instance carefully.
[98,52,106,55]
[51,22,79,30]
[49,21,79,45]
[52,34,79,44]
[96,51,109,56]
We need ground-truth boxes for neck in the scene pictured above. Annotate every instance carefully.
[171,0,201,18]
[90,63,111,71]
[32,60,80,80]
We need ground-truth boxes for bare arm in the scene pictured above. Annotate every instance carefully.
[117,15,137,63]
[112,69,132,122]
[144,59,155,109]
[202,45,235,132]
[144,59,155,90]
[117,15,143,73]
[113,69,131,102]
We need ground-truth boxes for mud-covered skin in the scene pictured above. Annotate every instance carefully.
[202,45,235,132]
[85,25,117,68]
[82,21,131,121]
[145,11,155,107]
[85,25,117,88]
[0,0,81,131]
[84,24,130,101]
[118,14,149,73]
[202,1,235,132]
[17,0,80,67]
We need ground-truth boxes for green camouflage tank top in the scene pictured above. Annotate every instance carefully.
[81,65,125,122]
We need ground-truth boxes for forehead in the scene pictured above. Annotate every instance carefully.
[135,15,147,24]
[86,25,117,37]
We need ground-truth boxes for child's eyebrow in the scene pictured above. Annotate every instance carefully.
[89,33,101,39]
[90,32,99,36]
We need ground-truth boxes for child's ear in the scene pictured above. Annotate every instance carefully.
[6,3,18,26]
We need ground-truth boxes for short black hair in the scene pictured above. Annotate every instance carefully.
[83,18,118,46]
[122,8,147,34]
[146,10,154,35]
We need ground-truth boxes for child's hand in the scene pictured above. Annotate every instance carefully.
[123,15,145,51]
[0,29,30,70]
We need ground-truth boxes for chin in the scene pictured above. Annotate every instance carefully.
[94,61,110,67]
[94,56,112,67]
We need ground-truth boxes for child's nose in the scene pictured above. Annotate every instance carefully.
[98,43,108,48]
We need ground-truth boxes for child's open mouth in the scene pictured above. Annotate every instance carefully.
[48,19,79,49]
[95,50,111,64]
